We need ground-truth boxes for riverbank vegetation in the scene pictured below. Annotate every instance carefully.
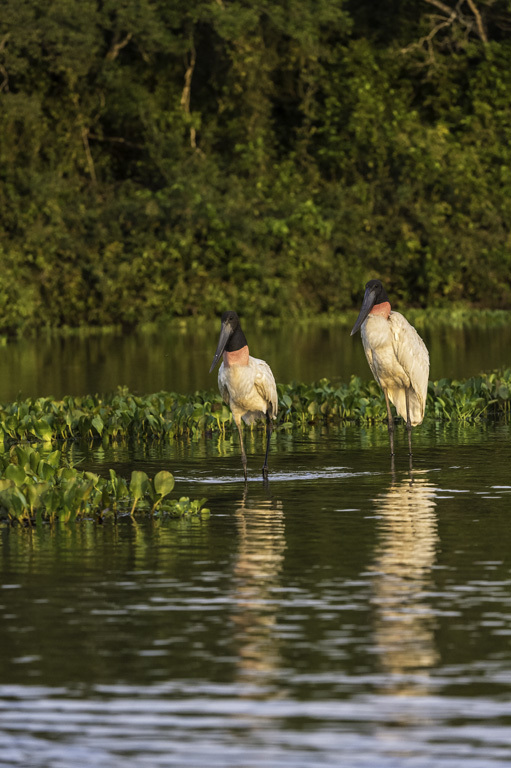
[0,371,510,449]
[2,1,511,335]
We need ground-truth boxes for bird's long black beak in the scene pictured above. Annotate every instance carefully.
[209,321,232,373]
[350,286,378,336]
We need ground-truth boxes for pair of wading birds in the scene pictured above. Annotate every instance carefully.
[209,279,430,480]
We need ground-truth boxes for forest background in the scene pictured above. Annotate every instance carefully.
[1,0,511,336]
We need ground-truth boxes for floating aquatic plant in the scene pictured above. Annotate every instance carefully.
[0,371,510,450]
[0,444,210,525]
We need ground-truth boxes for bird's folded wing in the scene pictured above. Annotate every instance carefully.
[253,358,279,417]
[363,342,376,380]
[218,367,230,406]
[389,312,430,406]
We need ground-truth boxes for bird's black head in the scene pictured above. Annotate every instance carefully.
[350,279,390,336]
[364,279,389,304]
[209,310,248,373]
[221,310,240,328]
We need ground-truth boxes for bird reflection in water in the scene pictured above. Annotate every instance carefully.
[370,472,439,694]
[230,487,286,693]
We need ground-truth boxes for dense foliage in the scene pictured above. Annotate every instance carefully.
[1,370,510,447]
[2,0,511,333]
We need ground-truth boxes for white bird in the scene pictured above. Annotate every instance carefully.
[350,279,429,457]
[209,311,278,480]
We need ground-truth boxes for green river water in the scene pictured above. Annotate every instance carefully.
[1,320,511,401]
[1,323,511,766]
[1,420,511,766]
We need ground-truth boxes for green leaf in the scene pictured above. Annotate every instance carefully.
[92,416,104,436]
[85,471,100,486]
[37,461,56,481]
[14,446,31,470]
[153,471,175,498]
[129,471,149,514]
[30,450,42,473]
[59,467,76,481]
[26,482,50,510]
[130,470,149,498]
[32,419,54,442]
[0,487,28,518]
[5,464,27,487]
[46,450,62,468]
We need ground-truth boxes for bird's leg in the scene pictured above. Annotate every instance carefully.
[405,387,413,457]
[262,412,273,479]
[384,389,395,456]
[235,418,248,481]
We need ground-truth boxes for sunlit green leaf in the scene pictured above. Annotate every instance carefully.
[153,471,175,498]
[5,464,27,487]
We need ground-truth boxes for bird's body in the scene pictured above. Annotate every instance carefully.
[351,280,429,457]
[210,311,278,480]
[218,353,278,427]
[361,311,428,427]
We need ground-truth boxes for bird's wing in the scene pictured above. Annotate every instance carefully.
[252,357,278,417]
[217,364,230,406]
[361,331,376,379]
[389,311,430,422]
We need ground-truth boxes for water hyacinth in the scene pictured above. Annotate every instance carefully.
[0,445,210,525]
[0,371,510,446]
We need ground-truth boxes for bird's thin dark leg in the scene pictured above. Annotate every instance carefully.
[384,389,395,456]
[405,387,413,457]
[236,419,248,481]
[262,412,273,479]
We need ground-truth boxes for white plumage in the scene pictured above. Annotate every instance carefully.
[218,356,278,426]
[361,311,429,427]
[351,279,430,457]
[209,310,278,479]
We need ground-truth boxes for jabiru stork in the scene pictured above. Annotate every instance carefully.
[351,279,429,457]
[209,311,278,480]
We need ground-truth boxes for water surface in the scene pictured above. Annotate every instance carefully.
[1,423,511,766]
[1,320,511,401]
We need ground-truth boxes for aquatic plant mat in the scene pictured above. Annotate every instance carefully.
[1,370,510,524]
[1,371,510,446]
[0,445,209,525]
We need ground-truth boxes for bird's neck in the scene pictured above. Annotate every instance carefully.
[223,324,249,366]
[369,301,391,319]
[223,345,249,367]
[225,325,247,351]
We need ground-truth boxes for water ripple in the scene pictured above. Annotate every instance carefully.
[175,467,378,484]
[1,685,511,768]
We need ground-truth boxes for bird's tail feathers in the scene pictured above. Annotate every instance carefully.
[388,388,425,427]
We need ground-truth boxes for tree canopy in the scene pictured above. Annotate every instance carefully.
[1,0,511,333]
